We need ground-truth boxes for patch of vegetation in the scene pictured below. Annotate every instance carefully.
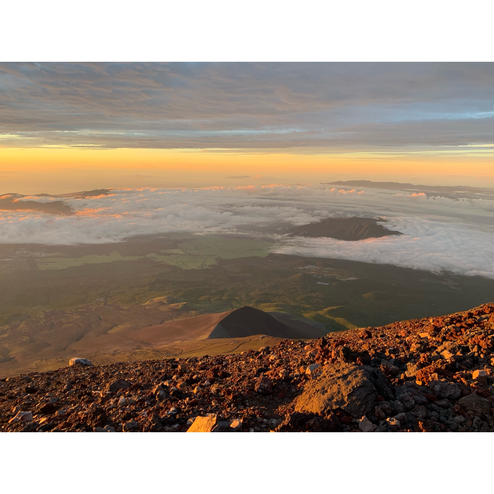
[34,235,272,271]
[0,234,492,335]
[37,252,142,270]
[303,306,358,331]
[147,253,218,270]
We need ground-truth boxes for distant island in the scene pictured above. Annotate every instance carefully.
[325,180,492,200]
[287,216,401,241]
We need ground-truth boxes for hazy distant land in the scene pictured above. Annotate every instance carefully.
[1,180,492,376]
[0,232,492,376]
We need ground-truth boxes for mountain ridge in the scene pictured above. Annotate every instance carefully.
[0,305,325,377]
[209,306,324,339]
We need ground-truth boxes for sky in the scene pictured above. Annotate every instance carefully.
[0,63,493,193]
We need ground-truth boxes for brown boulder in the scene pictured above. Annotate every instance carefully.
[358,415,377,432]
[106,379,131,394]
[293,363,386,418]
[458,393,490,416]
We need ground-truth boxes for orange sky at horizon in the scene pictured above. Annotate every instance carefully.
[1,146,492,195]
[1,64,492,194]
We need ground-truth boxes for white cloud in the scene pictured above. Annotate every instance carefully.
[0,183,492,278]
[274,217,494,279]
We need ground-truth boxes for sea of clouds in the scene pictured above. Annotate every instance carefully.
[0,183,492,278]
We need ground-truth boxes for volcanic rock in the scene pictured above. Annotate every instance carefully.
[69,358,93,367]
[106,379,131,393]
[254,375,273,394]
[1,303,493,432]
[229,418,243,431]
[187,414,218,432]
[430,381,461,400]
[386,416,401,429]
[358,415,376,432]
[305,363,321,376]
[458,393,490,416]
[293,363,383,418]
[472,369,487,379]
[8,411,33,424]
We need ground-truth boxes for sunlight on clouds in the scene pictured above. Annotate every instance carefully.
[0,184,492,278]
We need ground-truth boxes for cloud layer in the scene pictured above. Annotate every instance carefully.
[0,63,492,152]
[0,182,492,278]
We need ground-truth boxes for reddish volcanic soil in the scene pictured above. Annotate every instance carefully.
[1,303,493,432]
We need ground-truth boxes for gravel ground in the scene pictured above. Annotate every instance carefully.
[1,303,493,432]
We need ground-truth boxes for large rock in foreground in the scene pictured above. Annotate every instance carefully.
[187,414,218,432]
[294,363,392,418]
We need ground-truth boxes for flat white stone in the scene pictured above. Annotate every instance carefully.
[69,357,93,367]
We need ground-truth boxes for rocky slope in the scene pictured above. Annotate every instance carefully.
[1,303,493,432]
